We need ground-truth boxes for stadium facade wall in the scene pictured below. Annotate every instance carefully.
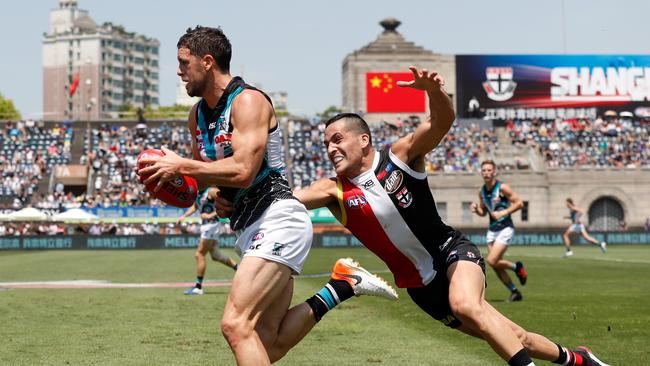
[429,169,650,229]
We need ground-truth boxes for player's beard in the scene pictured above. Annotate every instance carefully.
[186,78,207,97]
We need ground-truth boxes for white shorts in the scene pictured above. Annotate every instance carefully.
[569,223,584,233]
[486,226,515,246]
[235,199,312,275]
[200,222,223,240]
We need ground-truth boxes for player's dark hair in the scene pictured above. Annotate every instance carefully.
[325,113,373,145]
[177,26,231,73]
[566,198,574,204]
[481,160,496,168]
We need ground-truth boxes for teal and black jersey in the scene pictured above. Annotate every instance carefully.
[569,208,580,224]
[481,180,514,231]
[196,189,220,225]
[194,76,294,231]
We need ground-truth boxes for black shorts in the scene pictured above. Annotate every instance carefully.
[406,231,485,328]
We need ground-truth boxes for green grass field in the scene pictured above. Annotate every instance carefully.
[1,245,649,365]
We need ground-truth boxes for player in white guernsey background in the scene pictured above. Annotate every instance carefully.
[139,26,397,365]
[292,67,609,366]
[177,187,238,295]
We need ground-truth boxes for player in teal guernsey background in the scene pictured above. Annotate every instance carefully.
[177,187,238,295]
[562,198,607,257]
[471,160,527,302]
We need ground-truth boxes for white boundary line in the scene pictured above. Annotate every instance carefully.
[516,253,650,265]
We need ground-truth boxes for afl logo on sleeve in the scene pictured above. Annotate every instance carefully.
[346,195,367,209]
[384,170,403,194]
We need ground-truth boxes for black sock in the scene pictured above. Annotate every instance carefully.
[327,279,355,301]
[305,279,354,322]
[195,276,203,289]
[508,348,535,366]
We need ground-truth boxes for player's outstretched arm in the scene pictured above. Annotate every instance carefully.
[391,66,456,166]
[293,178,337,210]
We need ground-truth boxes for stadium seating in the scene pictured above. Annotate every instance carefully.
[1,114,648,219]
[508,117,650,168]
[0,121,72,205]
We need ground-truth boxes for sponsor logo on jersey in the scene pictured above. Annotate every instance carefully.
[208,122,217,129]
[396,186,413,208]
[363,180,375,189]
[214,133,232,144]
[253,232,264,241]
[346,194,367,209]
[384,170,403,194]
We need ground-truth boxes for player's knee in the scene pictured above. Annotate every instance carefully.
[450,299,486,329]
[486,256,499,268]
[211,248,227,262]
[515,329,533,349]
[220,315,252,348]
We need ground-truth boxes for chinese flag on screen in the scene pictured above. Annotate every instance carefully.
[366,72,426,113]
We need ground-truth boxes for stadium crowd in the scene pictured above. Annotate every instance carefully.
[83,122,193,207]
[0,120,72,206]
[1,112,649,233]
[288,116,498,189]
[507,112,650,168]
[0,221,205,236]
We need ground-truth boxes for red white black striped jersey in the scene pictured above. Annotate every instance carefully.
[336,148,454,288]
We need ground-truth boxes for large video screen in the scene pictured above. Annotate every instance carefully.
[456,55,650,119]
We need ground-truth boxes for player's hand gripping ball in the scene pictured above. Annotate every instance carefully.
[137,149,198,208]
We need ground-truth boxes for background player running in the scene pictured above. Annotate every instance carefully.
[562,198,607,257]
[471,160,527,302]
[177,187,238,295]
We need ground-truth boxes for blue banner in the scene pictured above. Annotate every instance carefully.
[86,206,337,223]
[88,206,189,223]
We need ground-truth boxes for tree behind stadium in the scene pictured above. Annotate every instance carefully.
[0,93,21,120]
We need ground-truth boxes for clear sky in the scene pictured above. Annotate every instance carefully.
[1,0,649,119]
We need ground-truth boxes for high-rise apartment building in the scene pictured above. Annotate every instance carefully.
[43,0,160,121]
